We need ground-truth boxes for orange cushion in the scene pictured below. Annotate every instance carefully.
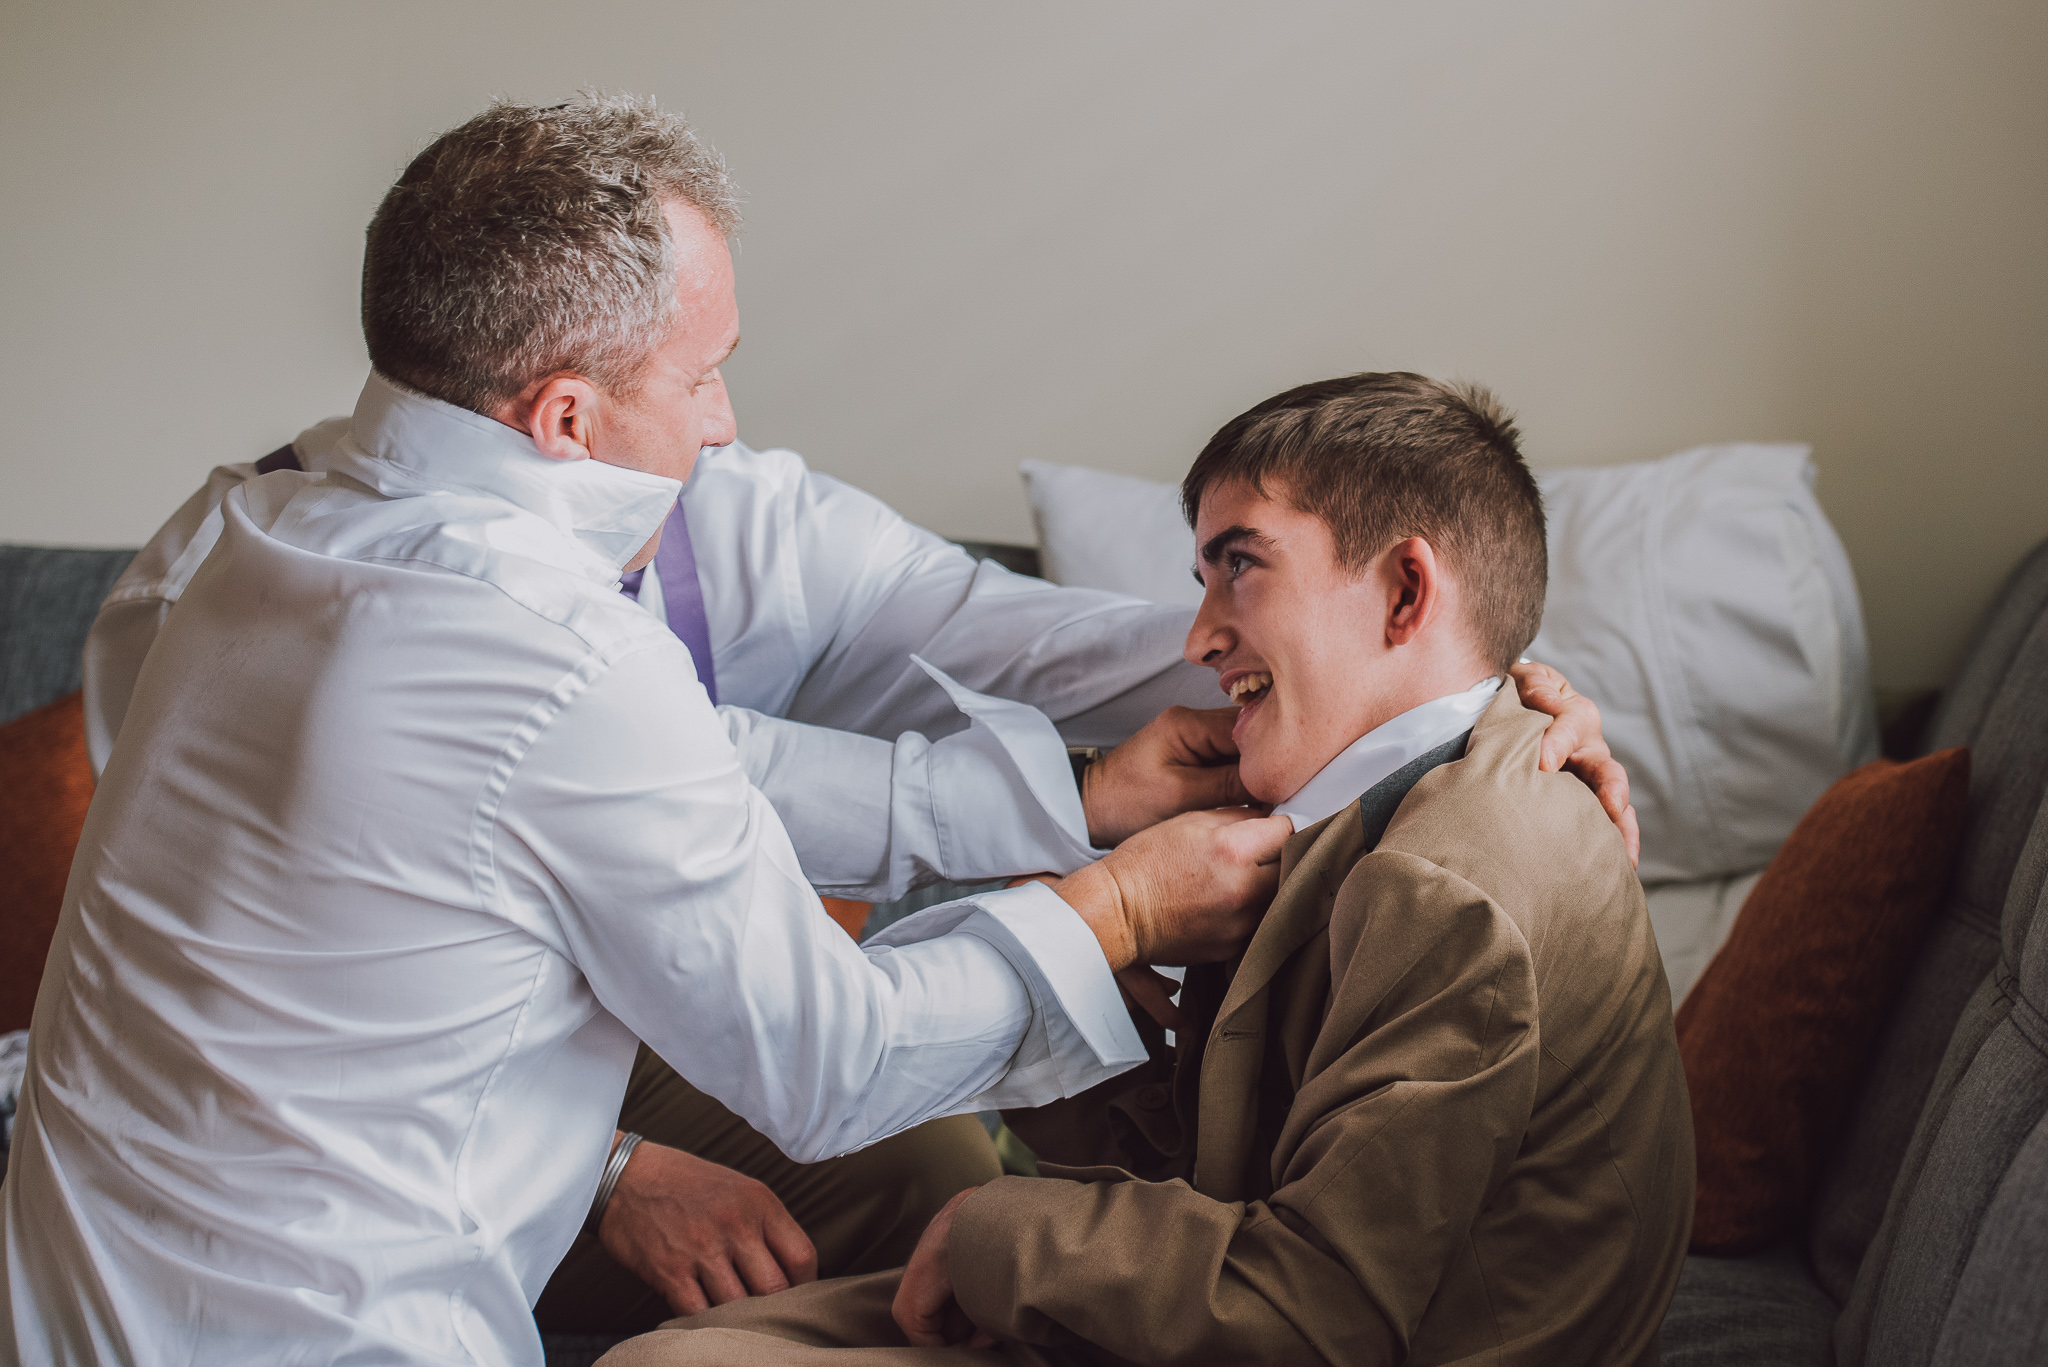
[819,897,870,940]
[0,691,95,1032]
[1675,748,1970,1254]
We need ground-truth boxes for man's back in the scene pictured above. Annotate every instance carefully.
[5,375,1156,1367]
[7,433,691,1364]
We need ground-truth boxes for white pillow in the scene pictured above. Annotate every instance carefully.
[1020,445,1878,882]
[1022,461,1205,607]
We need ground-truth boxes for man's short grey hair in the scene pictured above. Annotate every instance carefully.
[361,92,741,414]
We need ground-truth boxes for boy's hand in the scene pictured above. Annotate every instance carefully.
[1081,706,1252,846]
[893,1188,993,1348]
[1055,807,1292,971]
[1509,662,1640,868]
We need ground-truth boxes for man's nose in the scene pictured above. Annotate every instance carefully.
[702,373,739,448]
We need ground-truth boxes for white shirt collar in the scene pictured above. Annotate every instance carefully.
[323,371,682,578]
[1272,676,1504,832]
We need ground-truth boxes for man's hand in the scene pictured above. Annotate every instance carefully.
[598,1137,818,1317]
[1081,706,1252,846]
[893,1188,993,1349]
[1056,806,1293,973]
[1509,661,1640,868]
[1012,874,1194,1032]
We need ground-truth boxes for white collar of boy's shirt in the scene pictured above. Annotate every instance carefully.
[1272,676,1504,832]
[320,370,681,579]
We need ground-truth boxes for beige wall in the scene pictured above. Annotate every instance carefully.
[3,0,2042,689]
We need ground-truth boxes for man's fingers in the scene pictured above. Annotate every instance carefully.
[1161,705,1242,765]
[730,1234,795,1298]
[1229,811,1295,864]
[763,1213,819,1286]
[698,1257,749,1307]
[1538,694,1601,772]
[1568,749,1632,826]
[1511,661,1600,772]
[1118,965,1187,1033]
[663,1274,710,1318]
[1183,761,1252,811]
[1621,804,1641,870]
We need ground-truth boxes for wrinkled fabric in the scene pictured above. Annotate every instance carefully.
[3,374,1143,1367]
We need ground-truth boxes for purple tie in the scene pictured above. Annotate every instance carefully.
[620,500,718,705]
[256,444,717,703]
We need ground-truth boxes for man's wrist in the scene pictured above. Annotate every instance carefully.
[585,1130,644,1242]
[1053,861,1136,971]
[1069,746,1106,845]
[1064,750,1114,844]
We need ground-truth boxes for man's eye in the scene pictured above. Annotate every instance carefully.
[1227,552,1252,578]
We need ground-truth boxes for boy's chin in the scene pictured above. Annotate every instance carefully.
[1237,756,1296,808]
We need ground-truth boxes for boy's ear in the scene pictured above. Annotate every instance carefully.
[1384,536,1443,647]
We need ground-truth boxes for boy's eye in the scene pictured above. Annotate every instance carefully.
[1227,552,1253,578]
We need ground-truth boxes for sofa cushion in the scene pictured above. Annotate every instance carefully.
[0,692,94,1032]
[1837,794,2048,1367]
[0,545,136,728]
[1926,1105,2048,1364]
[1809,536,2048,1304]
[1676,750,1969,1254]
[1924,539,2048,758]
[1660,1243,1834,1367]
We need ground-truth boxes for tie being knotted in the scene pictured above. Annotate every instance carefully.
[256,444,717,703]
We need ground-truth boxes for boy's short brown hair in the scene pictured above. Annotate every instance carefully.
[1181,372,1547,672]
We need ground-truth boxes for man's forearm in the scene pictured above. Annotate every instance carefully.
[719,688,1099,903]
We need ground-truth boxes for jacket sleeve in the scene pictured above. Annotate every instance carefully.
[948,853,1542,1367]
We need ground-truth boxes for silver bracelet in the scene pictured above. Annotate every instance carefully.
[584,1130,644,1242]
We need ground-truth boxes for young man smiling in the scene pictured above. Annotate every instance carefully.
[600,372,1696,1367]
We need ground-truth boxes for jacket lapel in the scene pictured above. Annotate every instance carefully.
[1189,728,1474,1201]
[1193,811,1365,1199]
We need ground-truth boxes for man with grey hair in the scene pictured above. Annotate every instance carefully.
[7,95,1631,1365]
[0,93,1285,1367]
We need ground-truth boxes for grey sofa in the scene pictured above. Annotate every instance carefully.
[4,535,2046,1365]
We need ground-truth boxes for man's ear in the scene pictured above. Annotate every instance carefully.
[1384,536,1444,648]
[493,373,602,461]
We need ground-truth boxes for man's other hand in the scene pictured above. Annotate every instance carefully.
[893,1188,993,1349]
[599,1138,818,1317]
[1082,706,1251,846]
[1509,661,1640,868]
[1057,806,1292,972]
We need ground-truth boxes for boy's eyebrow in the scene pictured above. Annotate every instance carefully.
[1199,525,1274,564]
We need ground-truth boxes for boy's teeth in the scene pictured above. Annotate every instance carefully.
[1228,672,1273,704]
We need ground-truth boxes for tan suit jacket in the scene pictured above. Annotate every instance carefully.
[953,690,1694,1366]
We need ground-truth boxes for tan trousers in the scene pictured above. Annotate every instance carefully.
[594,1269,1089,1366]
[535,1046,1003,1334]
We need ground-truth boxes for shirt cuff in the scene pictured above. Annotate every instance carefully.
[913,656,1105,877]
[864,881,1146,1105]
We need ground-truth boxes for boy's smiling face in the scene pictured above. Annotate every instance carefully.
[1185,478,1486,805]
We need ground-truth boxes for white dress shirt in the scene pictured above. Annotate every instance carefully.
[3,374,1147,1367]
[1271,676,1504,830]
[82,420,1222,903]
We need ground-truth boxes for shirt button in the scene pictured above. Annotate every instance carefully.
[1135,1084,1169,1110]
